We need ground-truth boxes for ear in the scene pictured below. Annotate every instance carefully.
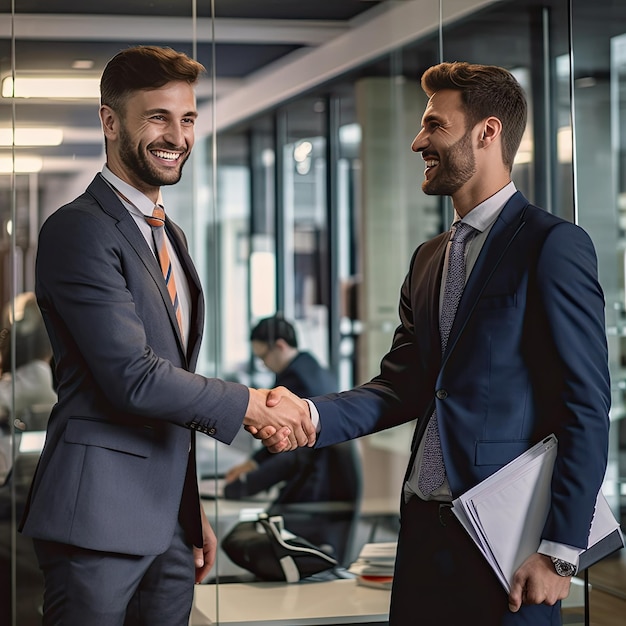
[274,338,289,351]
[477,116,502,147]
[99,105,119,141]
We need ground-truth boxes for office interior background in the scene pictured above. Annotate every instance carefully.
[1,0,626,624]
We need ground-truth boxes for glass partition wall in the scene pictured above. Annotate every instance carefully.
[2,0,626,624]
[571,0,626,618]
[1,2,222,624]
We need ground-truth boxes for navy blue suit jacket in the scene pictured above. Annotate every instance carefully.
[274,351,337,399]
[20,174,250,556]
[312,192,610,550]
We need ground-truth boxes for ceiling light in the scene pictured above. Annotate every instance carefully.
[293,141,312,162]
[575,76,597,89]
[0,156,43,173]
[339,123,362,145]
[2,76,100,99]
[514,127,533,165]
[72,59,95,70]
[0,127,63,146]
[514,151,532,165]
[557,126,573,163]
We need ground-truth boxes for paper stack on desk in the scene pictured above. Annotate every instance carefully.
[348,542,397,590]
[451,434,624,593]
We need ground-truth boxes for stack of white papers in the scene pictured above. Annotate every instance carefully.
[349,542,396,589]
[452,434,624,592]
[198,477,226,499]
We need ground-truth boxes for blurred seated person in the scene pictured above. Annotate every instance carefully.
[224,315,362,563]
[251,314,337,398]
[0,292,57,431]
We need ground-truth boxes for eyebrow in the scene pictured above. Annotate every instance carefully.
[421,112,442,126]
[145,108,198,118]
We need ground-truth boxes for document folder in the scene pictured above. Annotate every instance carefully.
[451,434,624,592]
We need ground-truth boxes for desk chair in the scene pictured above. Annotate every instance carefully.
[0,404,52,517]
[15,402,55,432]
[268,440,363,567]
[0,431,46,625]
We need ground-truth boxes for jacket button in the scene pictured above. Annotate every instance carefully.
[207,427,216,436]
[436,389,448,400]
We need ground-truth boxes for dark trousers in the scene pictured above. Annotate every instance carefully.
[33,521,195,626]
[389,496,562,626]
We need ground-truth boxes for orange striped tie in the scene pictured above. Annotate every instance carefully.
[145,206,184,340]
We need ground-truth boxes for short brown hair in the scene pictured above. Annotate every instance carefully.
[100,45,206,113]
[421,62,527,171]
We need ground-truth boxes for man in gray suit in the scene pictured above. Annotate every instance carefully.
[19,46,314,626]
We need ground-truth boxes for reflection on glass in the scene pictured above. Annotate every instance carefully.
[3,0,626,623]
[280,98,331,370]
[570,0,626,620]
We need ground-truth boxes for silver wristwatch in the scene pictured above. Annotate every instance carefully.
[551,556,576,577]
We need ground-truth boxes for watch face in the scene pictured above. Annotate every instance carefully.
[552,558,576,577]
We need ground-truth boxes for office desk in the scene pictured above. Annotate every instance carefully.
[190,578,390,625]
[189,577,587,626]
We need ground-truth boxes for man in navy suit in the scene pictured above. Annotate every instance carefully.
[258,62,611,625]
[19,46,314,626]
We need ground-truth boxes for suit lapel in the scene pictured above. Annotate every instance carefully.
[166,222,204,367]
[86,174,199,362]
[408,234,449,454]
[442,191,529,362]
[426,234,449,357]
[87,175,160,280]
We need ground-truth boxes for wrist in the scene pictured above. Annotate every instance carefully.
[243,388,263,424]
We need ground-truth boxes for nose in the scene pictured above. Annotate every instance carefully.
[411,129,427,153]
[164,122,187,148]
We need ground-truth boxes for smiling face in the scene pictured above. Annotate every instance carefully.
[411,89,478,199]
[101,81,197,201]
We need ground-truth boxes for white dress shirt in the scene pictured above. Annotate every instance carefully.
[101,166,191,348]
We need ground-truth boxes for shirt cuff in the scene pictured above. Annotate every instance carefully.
[304,399,321,433]
[538,540,583,572]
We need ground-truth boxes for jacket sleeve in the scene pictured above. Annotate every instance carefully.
[534,221,610,548]
[36,203,249,443]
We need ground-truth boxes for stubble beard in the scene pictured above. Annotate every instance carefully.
[422,131,476,197]
[118,122,189,189]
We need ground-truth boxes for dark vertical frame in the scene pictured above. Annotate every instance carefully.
[274,110,287,315]
[325,94,341,377]
[529,5,559,216]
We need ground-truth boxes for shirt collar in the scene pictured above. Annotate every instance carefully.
[454,181,517,233]
[101,165,164,217]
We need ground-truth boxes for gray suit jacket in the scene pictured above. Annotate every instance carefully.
[20,174,249,555]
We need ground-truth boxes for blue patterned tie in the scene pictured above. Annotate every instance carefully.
[419,221,477,495]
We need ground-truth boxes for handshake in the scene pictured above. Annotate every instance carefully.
[243,386,316,453]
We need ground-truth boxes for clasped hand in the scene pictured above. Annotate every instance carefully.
[508,553,572,612]
[243,386,315,452]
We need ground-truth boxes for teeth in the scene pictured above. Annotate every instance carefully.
[425,159,438,168]
[152,150,179,161]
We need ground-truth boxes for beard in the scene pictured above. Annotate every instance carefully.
[117,122,190,188]
[422,130,476,196]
